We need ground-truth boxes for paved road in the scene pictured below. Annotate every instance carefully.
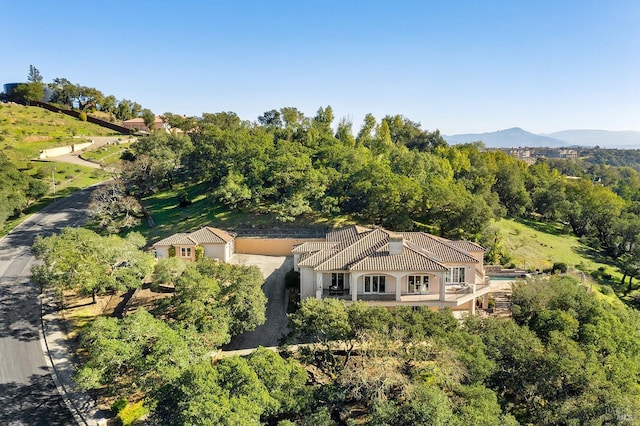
[224,255,292,350]
[0,189,95,425]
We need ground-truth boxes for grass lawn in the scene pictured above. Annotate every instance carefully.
[0,103,117,167]
[0,103,121,235]
[1,162,108,235]
[132,182,344,244]
[81,141,133,166]
[495,217,623,297]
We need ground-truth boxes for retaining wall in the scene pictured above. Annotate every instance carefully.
[39,140,95,159]
[31,101,132,134]
[235,237,324,256]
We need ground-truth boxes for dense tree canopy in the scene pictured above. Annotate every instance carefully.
[32,228,154,302]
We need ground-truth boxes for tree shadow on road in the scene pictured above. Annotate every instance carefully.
[0,369,74,425]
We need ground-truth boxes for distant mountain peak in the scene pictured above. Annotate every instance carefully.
[444,128,640,149]
[444,128,566,148]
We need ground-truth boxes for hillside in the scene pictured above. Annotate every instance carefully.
[0,103,117,166]
[444,127,567,147]
[495,218,620,285]
[445,127,640,149]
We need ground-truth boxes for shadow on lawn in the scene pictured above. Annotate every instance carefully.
[515,217,571,236]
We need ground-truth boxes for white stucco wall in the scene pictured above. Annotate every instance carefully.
[203,244,227,261]
[300,267,315,299]
[155,247,169,259]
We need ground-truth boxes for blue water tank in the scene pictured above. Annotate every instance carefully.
[3,82,25,96]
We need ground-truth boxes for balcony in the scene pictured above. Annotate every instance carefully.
[321,281,492,305]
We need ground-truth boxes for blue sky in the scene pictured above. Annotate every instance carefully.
[2,0,638,134]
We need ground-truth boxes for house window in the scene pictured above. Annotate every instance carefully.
[180,247,192,258]
[445,267,466,284]
[408,275,429,293]
[331,273,345,289]
[364,275,386,293]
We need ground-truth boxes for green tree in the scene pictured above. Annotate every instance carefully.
[258,109,283,128]
[288,298,351,375]
[335,117,356,146]
[213,170,252,209]
[11,82,44,104]
[75,309,198,396]
[155,357,272,425]
[27,65,43,83]
[141,108,155,131]
[246,347,309,415]
[356,113,377,146]
[32,228,154,303]
[49,78,78,107]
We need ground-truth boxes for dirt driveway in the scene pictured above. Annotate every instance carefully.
[224,255,293,350]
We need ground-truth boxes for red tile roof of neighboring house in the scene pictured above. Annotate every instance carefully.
[153,227,235,247]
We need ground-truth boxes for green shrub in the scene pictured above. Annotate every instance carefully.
[35,167,50,179]
[552,262,567,273]
[600,285,613,295]
[168,245,176,257]
[78,112,87,122]
[285,269,300,290]
[117,400,149,426]
[110,397,128,414]
[194,245,204,260]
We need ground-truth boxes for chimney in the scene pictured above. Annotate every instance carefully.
[389,234,404,255]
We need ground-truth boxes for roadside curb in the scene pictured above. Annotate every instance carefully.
[40,291,109,426]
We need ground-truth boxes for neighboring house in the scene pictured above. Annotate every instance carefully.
[122,116,165,132]
[153,227,235,262]
[293,226,492,315]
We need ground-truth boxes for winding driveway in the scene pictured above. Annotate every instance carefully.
[0,189,96,425]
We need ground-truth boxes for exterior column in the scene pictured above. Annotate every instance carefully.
[351,272,360,302]
[439,272,446,302]
[471,297,476,315]
[482,293,489,309]
[315,272,323,299]
[395,273,402,301]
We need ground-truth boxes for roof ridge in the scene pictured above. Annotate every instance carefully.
[315,228,388,271]
[403,241,449,269]
[345,238,392,269]
[423,233,476,257]
[405,240,444,263]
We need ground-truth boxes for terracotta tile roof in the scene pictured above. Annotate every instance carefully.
[446,240,485,252]
[315,229,389,271]
[326,225,372,246]
[153,233,197,247]
[292,241,339,254]
[294,226,479,273]
[153,227,234,247]
[298,249,339,267]
[189,227,234,244]
[350,243,449,272]
[399,233,478,263]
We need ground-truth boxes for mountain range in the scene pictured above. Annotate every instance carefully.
[443,128,640,149]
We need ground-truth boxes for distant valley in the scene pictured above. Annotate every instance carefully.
[444,127,640,149]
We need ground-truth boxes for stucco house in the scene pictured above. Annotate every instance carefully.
[153,227,235,262]
[293,226,492,314]
[122,116,165,132]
